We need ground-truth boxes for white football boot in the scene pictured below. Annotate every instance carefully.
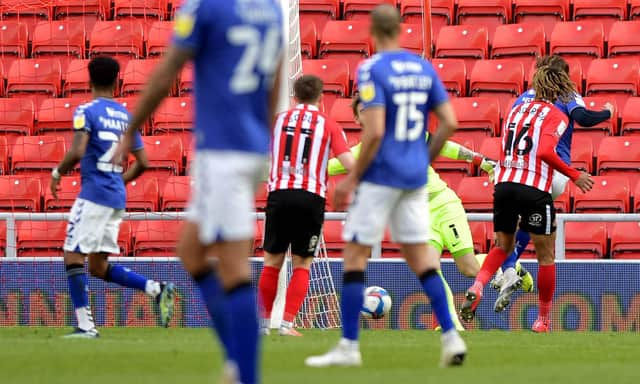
[494,267,522,312]
[440,329,467,367]
[305,338,362,367]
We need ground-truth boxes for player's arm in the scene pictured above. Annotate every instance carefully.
[570,105,613,127]
[439,140,495,175]
[122,148,149,184]
[329,120,356,173]
[50,131,89,199]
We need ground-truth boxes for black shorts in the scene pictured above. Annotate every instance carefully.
[494,182,556,235]
[263,189,325,257]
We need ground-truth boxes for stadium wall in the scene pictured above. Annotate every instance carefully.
[1,259,639,331]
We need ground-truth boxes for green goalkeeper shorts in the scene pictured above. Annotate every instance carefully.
[428,188,474,258]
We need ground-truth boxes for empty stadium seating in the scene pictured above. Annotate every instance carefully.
[402,0,453,45]
[457,176,494,212]
[31,21,85,73]
[621,97,640,135]
[571,135,595,173]
[318,20,372,74]
[43,175,80,212]
[596,136,640,188]
[17,221,67,257]
[399,23,425,56]
[302,59,350,111]
[122,59,161,96]
[321,219,345,257]
[135,135,184,179]
[585,58,639,112]
[468,59,525,111]
[456,0,511,41]
[152,97,193,135]
[432,58,467,97]
[0,98,34,145]
[299,0,339,34]
[133,220,182,256]
[126,177,159,212]
[0,176,42,212]
[564,222,608,259]
[607,21,640,58]
[36,98,87,146]
[513,0,569,42]
[572,0,627,38]
[572,176,630,213]
[11,136,66,178]
[7,58,62,106]
[300,21,318,59]
[491,23,546,69]
[343,0,395,21]
[161,175,191,211]
[255,182,269,212]
[450,97,501,148]
[610,222,640,259]
[0,21,28,71]
[89,20,145,68]
[549,21,604,71]
[146,21,174,57]
[435,25,489,67]
[63,59,91,97]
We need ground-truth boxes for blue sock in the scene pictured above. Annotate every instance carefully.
[227,282,260,384]
[420,270,455,333]
[502,230,531,270]
[106,264,148,292]
[66,264,89,309]
[194,271,233,359]
[341,271,365,341]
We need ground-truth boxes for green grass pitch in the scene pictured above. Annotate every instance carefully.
[1,328,638,384]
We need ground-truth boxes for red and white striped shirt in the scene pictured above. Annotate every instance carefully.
[496,101,580,193]
[269,104,350,197]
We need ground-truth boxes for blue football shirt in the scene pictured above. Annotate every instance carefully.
[172,0,284,154]
[512,89,585,164]
[357,51,449,189]
[73,98,144,209]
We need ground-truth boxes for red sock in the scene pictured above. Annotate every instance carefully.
[537,264,556,318]
[258,266,280,318]
[283,268,311,323]
[474,246,508,288]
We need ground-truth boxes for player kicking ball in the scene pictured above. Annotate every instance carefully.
[306,5,466,368]
[460,64,594,332]
[328,97,534,330]
[49,57,176,338]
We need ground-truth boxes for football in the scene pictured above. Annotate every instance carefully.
[361,286,392,319]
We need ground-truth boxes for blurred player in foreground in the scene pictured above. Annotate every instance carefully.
[50,56,176,338]
[113,0,284,382]
[305,5,466,367]
[460,63,595,332]
[328,97,533,331]
[492,55,613,310]
[258,75,354,337]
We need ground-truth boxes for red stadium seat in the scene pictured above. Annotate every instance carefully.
[597,136,640,188]
[299,0,339,34]
[513,0,569,42]
[113,0,166,22]
[469,222,487,254]
[0,21,28,71]
[89,20,144,66]
[17,221,67,257]
[300,21,318,59]
[253,220,264,257]
[302,59,350,111]
[634,182,640,211]
[36,98,87,135]
[329,97,359,131]
[0,221,6,255]
[607,21,640,59]
[43,175,80,212]
[585,58,639,113]
[435,25,489,68]
[621,97,640,136]
[126,177,159,212]
[491,23,546,69]
[63,59,91,97]
[31,21,85,73]
[554,187,571,213]
[152,97,193,135]
[399,23,425,56]
[122,59,161,96]
[319,20,373,75]
[456,0,512,41]
[564,222,607,259]
[0,0,51,35]
[0,176,42,212]
[321,220,345,257]
[572,0,626,38]
[458,177,494,212]
[255,182,269,212]
[478,137,502,163]
[178,64,193,95]
[432,58,467,97]
[54,0,109,21]
[161,175,191,211]
[12,136,66,178]
[572,175,630,213]
[633,0,640,20]
[7,58,62,106]
[0,137,8,175]
[527,57,584,94]
[133,220,182,256]
[571,135,594,173]
[549,21,604,71]
[450,97,501,149]
[118,221,133,256]
[469,59,525,112]
[0,98,34,145]
[401,0,453,46]
[134,135,184,179]
[610,222,640,259]
[574,97,618,150]
[343,0,395,21]
[146,21,173,57]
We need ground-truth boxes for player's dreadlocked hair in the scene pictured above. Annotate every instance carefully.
[532,61,577,104]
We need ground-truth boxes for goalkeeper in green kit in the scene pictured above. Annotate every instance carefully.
[328,98,533,330]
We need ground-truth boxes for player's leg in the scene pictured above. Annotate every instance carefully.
[63,250,97,338]
[393,187,466,366]
[306,182,393,368]
[461,183,518,321]
[281,193,325,336]
[257,191,290,335]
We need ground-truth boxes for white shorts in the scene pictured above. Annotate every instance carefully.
[64,198,123,254]
[342,182,431,246]
[186,150,268,244]
[551,171,570,200]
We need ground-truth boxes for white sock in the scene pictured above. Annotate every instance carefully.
[260,318,271,329]
[339,337,359,350]
[145,280,162,297]
[76,306,95,331]
[280,320,293,329]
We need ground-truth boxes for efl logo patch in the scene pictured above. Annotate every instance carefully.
[360,82,375,102]
[174,14,195,38]
[528,213,543,227]
[73,113,86,130]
